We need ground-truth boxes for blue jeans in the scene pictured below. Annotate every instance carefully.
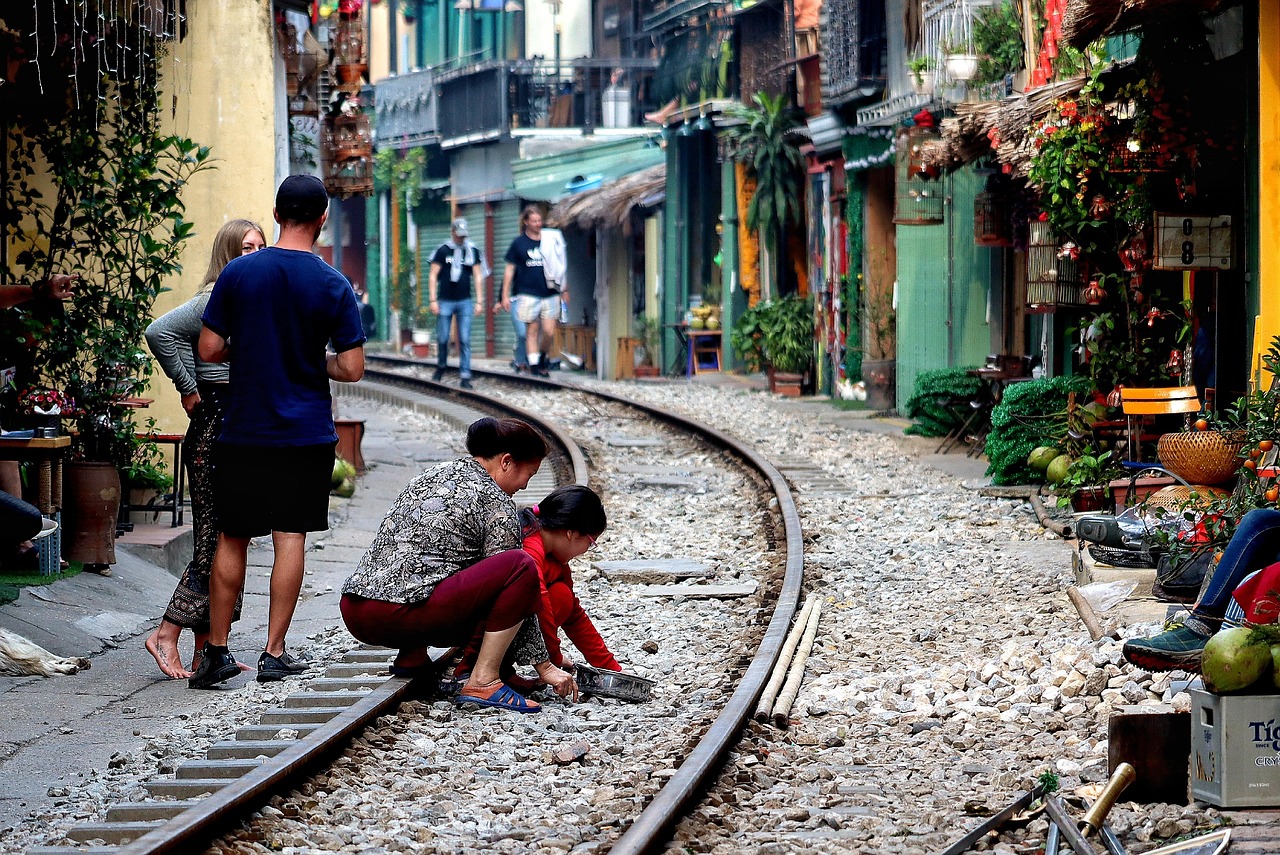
[1195,508,1280,620]
[436,299,474,379]
[1,489,42,549]
[511,312,528,368]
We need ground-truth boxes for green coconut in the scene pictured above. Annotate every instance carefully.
[331,458,346,488]
[1202,627,1272,693]
[1045,454,1073,486]
[333,478,356,499]
[1272,644,1280,690]
[1027,446,1059,472]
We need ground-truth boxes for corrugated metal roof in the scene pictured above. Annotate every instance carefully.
[511,137,665,203]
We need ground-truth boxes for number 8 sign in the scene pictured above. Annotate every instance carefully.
[1154,213,1233,271]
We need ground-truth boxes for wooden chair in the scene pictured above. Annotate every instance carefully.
[1120,386,1200,464]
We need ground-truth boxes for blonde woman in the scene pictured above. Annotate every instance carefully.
[142,219,266,678]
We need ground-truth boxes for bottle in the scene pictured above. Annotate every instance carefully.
[560,300,569,325]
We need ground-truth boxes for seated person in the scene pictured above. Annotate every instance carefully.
[1123,507,1280,671]
[455,485,620,687]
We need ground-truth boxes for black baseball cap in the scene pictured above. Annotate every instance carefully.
[275,174,329,221]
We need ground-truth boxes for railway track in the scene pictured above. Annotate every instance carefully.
[29,364,805,855]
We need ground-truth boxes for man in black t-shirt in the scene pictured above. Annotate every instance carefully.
[500,206,561,377]
[428,218,484,388]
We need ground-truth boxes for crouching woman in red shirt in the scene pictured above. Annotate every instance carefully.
[457,484,620,683]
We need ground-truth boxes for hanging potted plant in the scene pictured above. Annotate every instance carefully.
[908,57,936,95]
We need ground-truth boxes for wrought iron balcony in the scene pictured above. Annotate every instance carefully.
[434,57,659,149]
[821,0,887,105]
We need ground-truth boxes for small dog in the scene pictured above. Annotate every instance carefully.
[0,627,91,677]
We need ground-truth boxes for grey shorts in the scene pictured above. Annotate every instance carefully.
[514,294,561,324]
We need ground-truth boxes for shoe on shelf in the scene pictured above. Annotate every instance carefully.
[1122,620,1210,672]
[431,368,444,382]
[460,379,474,390]
[189,644,241,689]
[258,649,304,682]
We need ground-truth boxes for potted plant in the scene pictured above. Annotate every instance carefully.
[760,294,814,396]
[1055,450,1124,513]
[908,57,936,94]
[634,316,662,378]
[120,436,174,526]
[942,42,979,82]
[730,302,769,374]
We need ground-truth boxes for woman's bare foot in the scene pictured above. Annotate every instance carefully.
[145,628,192,679]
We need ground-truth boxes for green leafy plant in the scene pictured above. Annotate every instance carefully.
[730,302,769,374]
[759,295,814,375]
[902,367,984,438]
[972,3,1024,86]
[1054,450,1123,508]
[9,37,211,469]
[907,56,935,87]
[635,316,662,367]
[122,431,173,493]
[984,375,1093,485]
[722,93,807,299]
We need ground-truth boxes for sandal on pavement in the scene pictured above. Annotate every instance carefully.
[454,680,541,713]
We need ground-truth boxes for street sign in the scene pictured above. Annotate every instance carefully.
[1153,213,1233,271]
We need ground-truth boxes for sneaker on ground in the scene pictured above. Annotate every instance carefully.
[189,644,241,689]
[1121,621,1210,672]
[460,379,474,390]
[258,650,304,682]
[431,368,444,382]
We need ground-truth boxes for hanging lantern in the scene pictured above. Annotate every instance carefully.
[1084,275,1106,305]
[974,190,1012,246]
[1026,219,1084,310]
[894,122,944,225]
[1166,349,1184,376]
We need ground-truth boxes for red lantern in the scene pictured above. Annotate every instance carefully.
[1084,277,1106,305]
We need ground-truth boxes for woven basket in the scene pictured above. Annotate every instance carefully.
[1140,484,1230,513]
[1157,431,1244,485]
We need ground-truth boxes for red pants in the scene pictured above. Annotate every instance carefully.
[340,549,537,669]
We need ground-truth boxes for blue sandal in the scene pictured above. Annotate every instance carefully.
[454,681,542,714]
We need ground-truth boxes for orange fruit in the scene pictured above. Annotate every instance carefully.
[1194,418,1209,431]
[1267,487,1279,503]
[1251,447,1263,458]
[1262,440,1276,452]
[1245,459,1259,471]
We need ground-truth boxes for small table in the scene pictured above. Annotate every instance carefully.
[0,435,70,514]
[686,330,722,376]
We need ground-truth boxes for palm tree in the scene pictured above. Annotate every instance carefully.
[723,92,807,300]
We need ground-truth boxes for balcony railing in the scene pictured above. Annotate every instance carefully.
[821,0,887,105]
[374,69,439,148]
[918,0,999,88]
[435,57,659,148]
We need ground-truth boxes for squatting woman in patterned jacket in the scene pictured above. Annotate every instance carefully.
[340,417,577,713]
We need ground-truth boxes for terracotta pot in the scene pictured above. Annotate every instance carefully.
[772,371,804,397]
[334,419,366,474]
[63,462,120,565]
[1070,486,1111,514]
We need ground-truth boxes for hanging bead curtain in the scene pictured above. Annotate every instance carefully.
[1026,219,1084,311]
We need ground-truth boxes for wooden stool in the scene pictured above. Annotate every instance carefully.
[125,433,185,527]
[687,330,721,375]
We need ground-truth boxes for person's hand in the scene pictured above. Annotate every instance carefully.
[473,303,483,316]
[536,661,578,702]
[428,299,438,313]
[180,391,201,416]
[500,296,511,313]
[561,292,570,305]
[41,274,77,300]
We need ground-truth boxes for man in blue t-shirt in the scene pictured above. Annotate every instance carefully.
[191,174,366,690]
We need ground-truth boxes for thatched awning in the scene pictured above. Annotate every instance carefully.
[546,164,666,231]
[918,77,1086,177]
[1060,0,1226,49]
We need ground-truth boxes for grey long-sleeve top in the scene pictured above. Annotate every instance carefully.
[144,291,228,395]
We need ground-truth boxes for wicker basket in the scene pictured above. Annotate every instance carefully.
[1156,431,1244,485]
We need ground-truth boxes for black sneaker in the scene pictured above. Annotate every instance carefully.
[460,379,474,390]
[258,649,304,682]
[431,368,445,382]
[189,643,240,689]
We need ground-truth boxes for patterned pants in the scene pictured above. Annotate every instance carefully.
[163,386,242,630]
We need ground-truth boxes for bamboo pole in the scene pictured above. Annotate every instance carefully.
[1066,585,1105,641]
[754,594,816,722]
[772,598,823,727]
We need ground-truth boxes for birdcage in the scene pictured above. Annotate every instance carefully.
[332,16,366,92]
[973,189,1012,246]
[322,111,373,198]
[1026,219,1084,310]
[893,126,945,225]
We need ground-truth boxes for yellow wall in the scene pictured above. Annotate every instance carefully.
[142,0,280,437]
[1258,0,1280,380]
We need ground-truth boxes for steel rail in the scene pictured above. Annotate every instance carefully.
[366,355,808,852]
